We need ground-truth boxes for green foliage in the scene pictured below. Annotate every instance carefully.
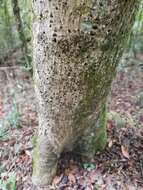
[0,0,18,57]
[0,97,21,141]
[19,0,32,40]
[132,2,143,38]
[83,163,96,171]
[0,172,16,190]
[0,124,9,140]
[128,1,143,55]
[19,52,33,73]
[107,111,135,128]
[107,111,126,128]
[32,134,37,147]
[7,99,21,129]
[0,0,32,68]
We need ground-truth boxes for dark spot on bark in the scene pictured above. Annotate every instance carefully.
[99,2,103,7]
[89,13,93,18]
[53,38,57,43]
[93,25,98,30]
[90,31,95,36]
[53,33,57,37]
[54,28,57,32]
[63,2,67,6]
[40,13,43,19]
[50,13,53,18]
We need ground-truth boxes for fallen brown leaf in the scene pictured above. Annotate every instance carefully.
[108,140,113,148]
[52,175,63,187]
[68,173,76,183]
[121,145,130,159]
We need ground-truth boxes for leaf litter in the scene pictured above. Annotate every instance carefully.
[0,55,143,189]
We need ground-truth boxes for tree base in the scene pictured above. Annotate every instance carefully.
[32,103,107,188]
[73,103,107,162]
[32,136,59,188]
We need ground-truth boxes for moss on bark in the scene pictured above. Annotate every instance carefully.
[73,101,107,161]
[32,137,58,187]
[32,138,40,178]
[94,103,107,152]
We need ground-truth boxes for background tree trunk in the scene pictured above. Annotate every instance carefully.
[11,0,28,57]
[3,0,14,47]
[32,0,139,188]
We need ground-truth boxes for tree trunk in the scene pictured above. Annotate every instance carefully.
[32,0,139,188]
[11,0,28,57]
[3,0,14,48]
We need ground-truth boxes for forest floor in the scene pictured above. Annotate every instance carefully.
[0,52,143,190]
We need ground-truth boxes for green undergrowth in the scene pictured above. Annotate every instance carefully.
[0,172,16,190]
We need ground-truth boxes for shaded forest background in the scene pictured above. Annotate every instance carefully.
[0,0,32,69]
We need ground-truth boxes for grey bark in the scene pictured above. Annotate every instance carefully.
[32,0,139,188]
